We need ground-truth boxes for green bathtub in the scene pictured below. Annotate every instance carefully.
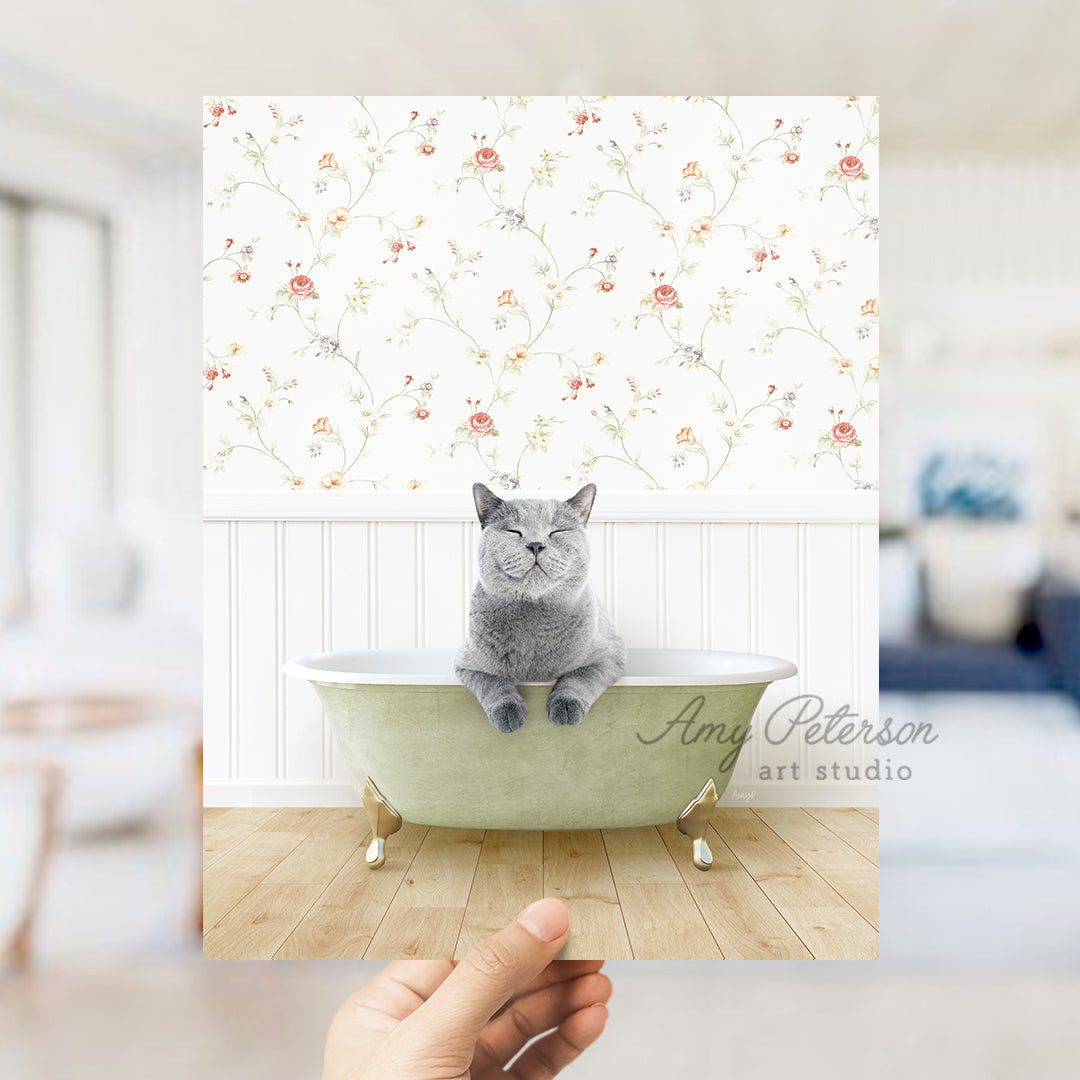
[284,647,796,869]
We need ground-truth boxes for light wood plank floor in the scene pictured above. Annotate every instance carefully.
[203,807,877,960]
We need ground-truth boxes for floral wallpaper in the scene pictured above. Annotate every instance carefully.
[203,96,878,492]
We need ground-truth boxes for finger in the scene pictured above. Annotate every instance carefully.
[408,898,571,1047]
[508,1003,609,1080]
[323,962,455,1080]
[490,959,606,1018]
[370,960,455,1004]
[342,960,454,1028]
[478,971,612,1064]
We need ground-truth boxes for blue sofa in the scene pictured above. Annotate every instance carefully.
[880,577,1080,701]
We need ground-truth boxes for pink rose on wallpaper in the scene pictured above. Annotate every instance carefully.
[831,422,857,445]
[474,147,501,172]
[288,275,315,299]
[839,155,865,180]
[653,284,679,308]
[748,248,775,272]
[467,412,495,436]
[204,97,877,493]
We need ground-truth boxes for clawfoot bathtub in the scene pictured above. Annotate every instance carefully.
[283,648,796,870]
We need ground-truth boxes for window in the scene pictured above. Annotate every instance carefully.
[0,193,111,623]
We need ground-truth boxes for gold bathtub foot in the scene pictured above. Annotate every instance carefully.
[676,778,719,871]
[361,777,402,869]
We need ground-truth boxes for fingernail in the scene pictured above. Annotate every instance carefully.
[516,898,569,942]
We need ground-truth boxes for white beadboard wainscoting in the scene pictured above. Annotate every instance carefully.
[203,492,878,808]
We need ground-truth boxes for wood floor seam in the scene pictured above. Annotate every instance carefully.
[597,827,639,960]
[204,809,878,961]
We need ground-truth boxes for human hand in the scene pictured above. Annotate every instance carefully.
[324,898,611,1079]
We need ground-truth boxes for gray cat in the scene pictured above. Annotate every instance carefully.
[455,482,626,733]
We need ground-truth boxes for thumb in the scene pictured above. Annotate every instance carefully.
[408,898,571,1050]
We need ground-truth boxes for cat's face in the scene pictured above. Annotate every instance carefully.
[473,483,595,600]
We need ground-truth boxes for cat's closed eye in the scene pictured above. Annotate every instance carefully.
[503,527,570,539]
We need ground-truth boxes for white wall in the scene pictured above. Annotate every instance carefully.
[884,157,1080,548]
[0,90,202,630]
[203,491,879,808]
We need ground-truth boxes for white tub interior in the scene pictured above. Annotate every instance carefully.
[283,647,797,686]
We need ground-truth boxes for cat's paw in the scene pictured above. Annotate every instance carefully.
[546,694,587,727]
[490,698,528,734]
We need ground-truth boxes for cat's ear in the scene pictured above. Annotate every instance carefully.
[472,482,504,527]
[565,483,597,525]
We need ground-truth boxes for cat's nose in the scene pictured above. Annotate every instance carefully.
[526,541,545,558]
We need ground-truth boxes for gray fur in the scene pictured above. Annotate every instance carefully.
[455,482,626,733]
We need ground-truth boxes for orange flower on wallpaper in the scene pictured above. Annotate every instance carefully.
[505,344,531,369]
[690,216,715,240]
[204,98,877,491]
[326,207,351,232]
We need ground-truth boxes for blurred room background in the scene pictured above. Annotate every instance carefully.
[2,1,1079,1077]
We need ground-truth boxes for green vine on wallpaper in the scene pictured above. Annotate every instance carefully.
[203,96,878,491]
